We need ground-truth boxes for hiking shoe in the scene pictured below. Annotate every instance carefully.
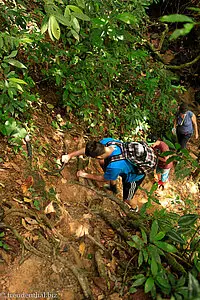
[130,205,139,213]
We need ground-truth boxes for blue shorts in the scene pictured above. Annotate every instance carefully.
[156,168,170,182]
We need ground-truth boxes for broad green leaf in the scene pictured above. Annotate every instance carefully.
[147,244,162,264]
[188,7,200,12]
[176,276,186,288]
[4,50,18,60]
[48,18,55,41]
[176,287,188,298]
[131,275,146,287]
[163,138,176,149]
[0,232,5,237]
[16,84,24,92]
[175,143,181,150]
[141,229,147,244]
[0,241,3,247]
[131,235,144,250]
[127,241,135,247]
[178,214,198,227]
[129,287,137,293]
[71,12,90,21]
[5,59,27,69]
[142,248,148,262]
[156,274,171,289]
[188,273,200,299]
[138,250,143,267]
[116,13,137,25]
[166,155,182,164]
[91,18,108,28]
[170,23,194,40]
[0,81,4,89]
[41,21,48,34]
[151,258,158,276]
[150,220,158,242]
[154,241,177,253]
[70,29,79,41]
[67,5,83,13]
[0,37,4,48]
[154,231,165,241]
[12,128,27,139]
[19,38,33,43]
[55,14,70,26]
[76,0,85,9]
[64,6,70,18]
[71,16,80,33]
[5,119,17,136]
[3,243,10,250]
[160,14,194,23]
[167,229,185,244]
[149,182,158,196]
[50,15,60,40]
[8,78,27,85]
[144,277,154,293]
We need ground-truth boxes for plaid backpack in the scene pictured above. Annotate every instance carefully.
[105,141,157,175]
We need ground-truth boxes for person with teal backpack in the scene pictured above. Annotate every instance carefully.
[62,138,157,212]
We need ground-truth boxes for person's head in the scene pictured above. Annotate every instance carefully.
[179,103,188,114]
[85,141,106,158]
[147,134,160,145]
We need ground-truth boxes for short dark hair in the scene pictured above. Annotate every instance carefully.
[147,134,158,143]
[179,103,188,114]
[85,141,105,158]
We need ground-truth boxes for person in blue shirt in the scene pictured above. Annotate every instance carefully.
[173,103,198,149]
[62,138,145,212]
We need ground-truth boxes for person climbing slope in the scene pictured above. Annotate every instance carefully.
[150,136,173,190]
[173,103,198,149]
[62,137,157,212]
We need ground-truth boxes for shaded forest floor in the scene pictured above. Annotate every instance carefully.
[0,101,199,300]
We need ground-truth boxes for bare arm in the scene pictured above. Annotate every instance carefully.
[62,147,85,163]
[77,170,108,182]
[192,114,199,139]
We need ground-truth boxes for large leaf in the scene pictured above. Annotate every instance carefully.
[160,14,194,23]
[70,29,79,41]
[178,214,198,227]
[49,15,61,40]
[67,5,83,13]
[41,15,49,34]
[8,78,27,85]
[116,13,137,25]
[151,258,158,276]
[138,250,143,267]
[188,273,200,299]
[154,231,165,241]
[4,50,18,60]
[144,277,154,293]
[170,23,194,40]
[150,220,158,242]
[131,275,146,287]
[71,12,90,21]
[163,138,176,149]
[5,59,27,69]
[71,16,80,33]
[167,229,185,244]
[154,241,177,253]
[76,0,85,9]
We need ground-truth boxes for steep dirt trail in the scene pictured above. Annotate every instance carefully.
[0,106,199,300]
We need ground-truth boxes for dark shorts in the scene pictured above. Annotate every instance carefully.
[176,129,192,149]
[123,176,145,201]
